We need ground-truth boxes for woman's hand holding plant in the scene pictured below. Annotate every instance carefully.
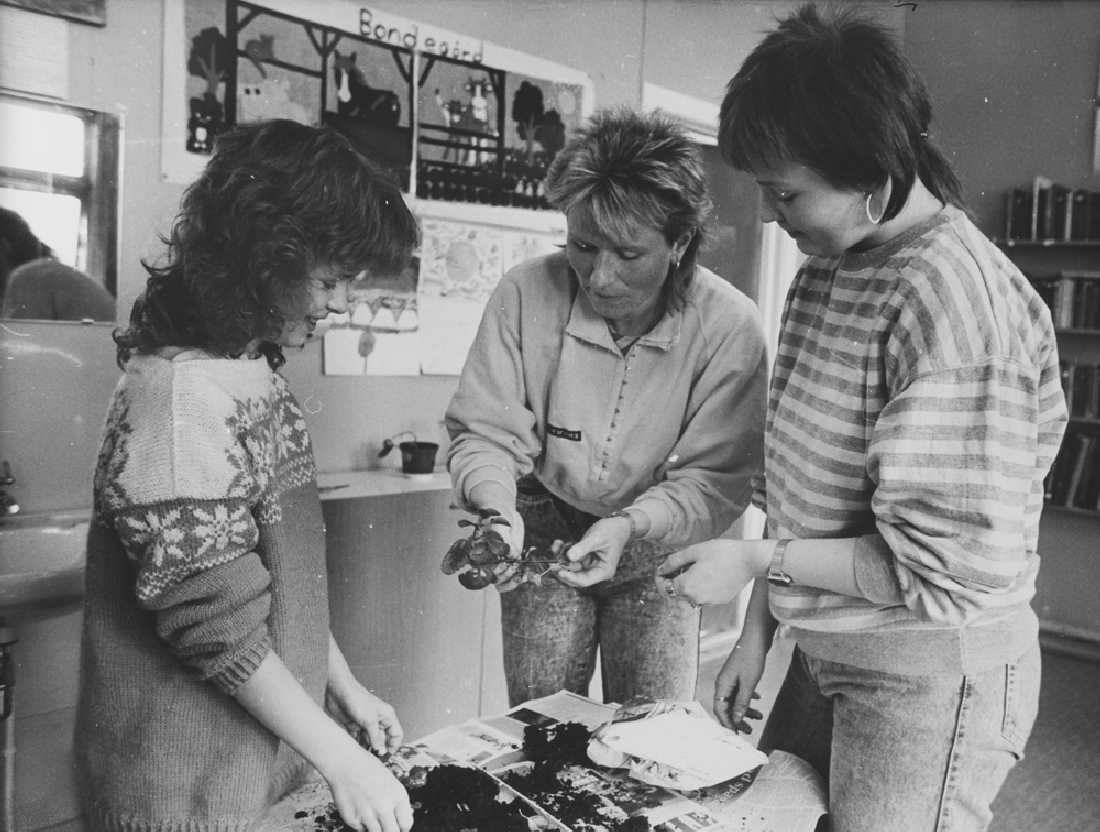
[656,539,772,606]
[553,515,633,588]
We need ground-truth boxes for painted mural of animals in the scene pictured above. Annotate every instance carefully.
[332,51,401,127]
[435,76,496,165]
[244,34,274,78]
[239,78,312,125]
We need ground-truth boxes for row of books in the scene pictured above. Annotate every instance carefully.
[1031,271,1100,330]
[1045,429,1100,511]
[1061,362,1100,420]
[1005,177,1100,243]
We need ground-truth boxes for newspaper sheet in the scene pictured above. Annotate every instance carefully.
[588,700,769,790]
[264,692,827,831]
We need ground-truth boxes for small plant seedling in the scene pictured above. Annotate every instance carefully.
[377,430,417,458]
[440,508,573,590]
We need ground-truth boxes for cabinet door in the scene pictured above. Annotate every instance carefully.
[324,492,506,740]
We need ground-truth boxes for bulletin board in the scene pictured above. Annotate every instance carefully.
[160,0,594,197]
[160,0,587,377]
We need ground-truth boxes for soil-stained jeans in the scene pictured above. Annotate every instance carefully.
[499,477,700,707]
[759,643,1041,832]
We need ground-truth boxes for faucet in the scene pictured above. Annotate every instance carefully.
[0,462,18,520]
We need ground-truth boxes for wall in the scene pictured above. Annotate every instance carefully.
[904,0,1100,233]
[904,0,1100,644]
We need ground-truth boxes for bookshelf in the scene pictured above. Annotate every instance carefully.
[999,231,1100,650]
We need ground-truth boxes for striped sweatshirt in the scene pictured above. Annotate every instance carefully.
[757,205,1067,674]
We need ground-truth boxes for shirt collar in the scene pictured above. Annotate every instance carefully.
[563,274,683,352]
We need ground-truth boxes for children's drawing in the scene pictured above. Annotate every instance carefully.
[238,77,312,124]
[333,50,401,127]
[347,258,420,333]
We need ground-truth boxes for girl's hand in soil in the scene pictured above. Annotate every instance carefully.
[322,743,413,832]
[326,681,404,754]
[326,634,404,753]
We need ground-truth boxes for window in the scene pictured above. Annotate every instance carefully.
[0,92,119,297]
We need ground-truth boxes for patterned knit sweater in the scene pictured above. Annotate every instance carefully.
[75,351,330,832]
[756,206,1067,674]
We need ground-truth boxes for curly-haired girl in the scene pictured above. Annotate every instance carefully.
[76,119,419,832]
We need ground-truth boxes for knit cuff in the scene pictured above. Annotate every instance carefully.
[853,533,905,604]
[459,463,517,508]
[629,497,672,541]
[207,633,273,695]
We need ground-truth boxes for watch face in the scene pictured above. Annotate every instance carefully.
[767,570,793,587]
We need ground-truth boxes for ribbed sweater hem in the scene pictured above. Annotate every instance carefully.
[790,605,1038,675]
[84,805,257,832]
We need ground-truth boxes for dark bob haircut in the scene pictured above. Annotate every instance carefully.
[546,107,712,311]
[115,119,418,369]
[718,3,963,223]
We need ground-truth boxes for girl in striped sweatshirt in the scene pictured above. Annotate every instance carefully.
[657,5,1066,831]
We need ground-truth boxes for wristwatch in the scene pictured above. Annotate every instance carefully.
[766,539,794,587]
[607,509,638,541]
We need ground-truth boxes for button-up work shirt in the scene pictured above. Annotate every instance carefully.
[445,251,767,545]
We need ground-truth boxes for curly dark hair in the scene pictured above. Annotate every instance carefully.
[115,119,418,369]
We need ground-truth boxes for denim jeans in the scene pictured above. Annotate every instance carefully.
[759,643,1041,832]
[499,478,700,707]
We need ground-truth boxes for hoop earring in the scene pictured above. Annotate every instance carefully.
[864,192,885,225]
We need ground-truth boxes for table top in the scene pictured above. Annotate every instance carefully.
[262,692,827,832]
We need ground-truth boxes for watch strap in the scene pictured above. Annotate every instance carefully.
[766,539,794,587]
[607,509,637,541]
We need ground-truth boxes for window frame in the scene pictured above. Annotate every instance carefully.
[0,91,120,298]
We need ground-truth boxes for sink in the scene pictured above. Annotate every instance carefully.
[0,512,88,623]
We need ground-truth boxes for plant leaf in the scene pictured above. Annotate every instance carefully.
[440,538,471,574]
[467,539,496,565]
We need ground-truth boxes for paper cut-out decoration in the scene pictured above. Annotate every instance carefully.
[186,26,230,154]
[435,76,497,166]
[239,77,312,125]
[333,50,401,127]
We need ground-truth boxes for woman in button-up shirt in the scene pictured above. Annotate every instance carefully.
[445,108,768,706]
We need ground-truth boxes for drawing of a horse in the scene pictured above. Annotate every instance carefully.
[333,51,400,127]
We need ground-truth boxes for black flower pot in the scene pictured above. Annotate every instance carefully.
[399,441,438,475]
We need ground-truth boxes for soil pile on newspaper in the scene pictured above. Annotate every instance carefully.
[301,764,536,831]
[501,723,650,832]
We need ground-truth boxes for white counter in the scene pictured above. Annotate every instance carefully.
[316,469,453,501]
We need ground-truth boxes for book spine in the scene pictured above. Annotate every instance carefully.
[1052,186,1071,242]
[1070,189,1090,241]
[1057,276,1077,328]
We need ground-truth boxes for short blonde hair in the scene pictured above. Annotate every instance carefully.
[546,107,712,310]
